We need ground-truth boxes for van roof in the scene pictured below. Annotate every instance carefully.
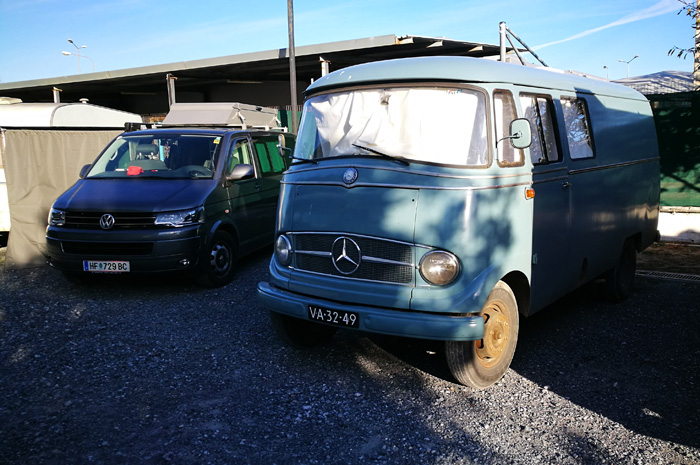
[120,127,288,137]
[306,56,645,101]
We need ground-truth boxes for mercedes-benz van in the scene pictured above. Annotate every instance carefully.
[258,56,659,389]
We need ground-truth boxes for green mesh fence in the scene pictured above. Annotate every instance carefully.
[648,92,700,207]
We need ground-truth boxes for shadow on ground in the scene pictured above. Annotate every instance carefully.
[367,277,700,449]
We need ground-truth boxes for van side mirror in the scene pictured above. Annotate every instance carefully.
[79,164,91,178]
[226,163,255,182]
[509,118,532,149]
[277,133,292,158]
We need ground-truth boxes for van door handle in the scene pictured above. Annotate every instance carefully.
[562,181,571,189]
[254,183,261,190]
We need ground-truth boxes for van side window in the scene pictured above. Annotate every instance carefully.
[253,136,288,176]
[561,97,594,160]
[494,90,524,166]
[520,94,560,165]
[227,139,253,175]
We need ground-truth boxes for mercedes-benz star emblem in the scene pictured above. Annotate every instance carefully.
[99,213,115,230]
[342,168,358,185]
[331,236,361,275]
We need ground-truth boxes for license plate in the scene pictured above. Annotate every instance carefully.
[83,260,130,273]
[308,305,359,328]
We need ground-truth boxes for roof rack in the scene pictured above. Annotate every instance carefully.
[161,102,282,128]
[498,22,548,67]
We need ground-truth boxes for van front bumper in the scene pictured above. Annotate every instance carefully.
[46,225,203,273]
[257,282,485,342]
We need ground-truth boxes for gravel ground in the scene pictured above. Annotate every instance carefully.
[1,247,699,465]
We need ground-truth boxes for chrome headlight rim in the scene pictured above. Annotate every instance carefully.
[275,234,293,266]
[419,250,460,286]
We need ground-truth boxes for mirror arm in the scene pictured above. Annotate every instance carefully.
[277,144,293,155]
[496,132,522,147]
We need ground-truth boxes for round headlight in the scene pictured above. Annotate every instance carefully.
[419,250,459,286]
[275,234,292,266]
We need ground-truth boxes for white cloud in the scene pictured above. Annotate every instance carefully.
[534,0,679,50]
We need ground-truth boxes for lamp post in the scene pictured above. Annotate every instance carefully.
[62,39,94,73]
[603,66,609,80]
[618,55,638,78]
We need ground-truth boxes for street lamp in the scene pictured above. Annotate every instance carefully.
[62,38,94,73]
[603,65,609,80]
[618,55,639,78]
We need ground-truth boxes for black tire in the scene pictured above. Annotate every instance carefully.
[269,311,337,348]
[197,230,238,288]
[445,280,519,390]
[604,239,637,302]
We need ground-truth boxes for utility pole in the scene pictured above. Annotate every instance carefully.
[287,0,298,133]
[695,0,699,89]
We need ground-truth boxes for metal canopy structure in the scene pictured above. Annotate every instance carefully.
[0,35,507,115]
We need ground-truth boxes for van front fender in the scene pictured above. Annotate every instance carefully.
[410,264,505,314]
[204,218,239,250]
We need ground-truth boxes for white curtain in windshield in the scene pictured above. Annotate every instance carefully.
[300,87,488,166]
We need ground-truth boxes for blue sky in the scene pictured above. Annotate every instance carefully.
[0,0,694,84]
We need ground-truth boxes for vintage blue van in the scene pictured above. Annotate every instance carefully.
[257,56,660,389]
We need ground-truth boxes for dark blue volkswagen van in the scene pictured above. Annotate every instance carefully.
[47,124,294,287]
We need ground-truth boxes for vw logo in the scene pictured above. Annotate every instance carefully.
[99,213,115,230]
[331,236,361,275]
[342,168,358,185]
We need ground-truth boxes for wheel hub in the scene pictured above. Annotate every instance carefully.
[210,243,231,275]
[476,301,510,366]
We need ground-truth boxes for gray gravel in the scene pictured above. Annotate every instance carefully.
[1,247,699,465]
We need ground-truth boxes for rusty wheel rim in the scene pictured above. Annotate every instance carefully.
[475,299,510,368]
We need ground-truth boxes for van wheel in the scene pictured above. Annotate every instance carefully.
[269,311,337,348]
[445,281,519,390]
[197,230,238,288]
[604,240,636,302]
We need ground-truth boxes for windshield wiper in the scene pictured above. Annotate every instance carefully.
[351,143,410,165]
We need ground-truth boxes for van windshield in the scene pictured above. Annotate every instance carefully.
[86,134,223,179]
[295,86,489,166]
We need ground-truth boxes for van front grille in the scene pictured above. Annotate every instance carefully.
[291,233,414,284]
[61,241,154,256]
[65,212,157,230]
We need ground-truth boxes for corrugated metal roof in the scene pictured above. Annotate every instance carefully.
[614,71,693,95]
[0,35,508,110]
